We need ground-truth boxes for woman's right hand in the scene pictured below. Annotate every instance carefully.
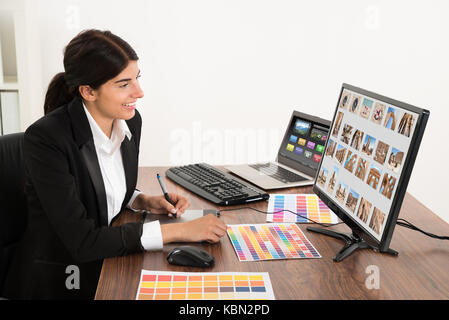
[161,214,227,244]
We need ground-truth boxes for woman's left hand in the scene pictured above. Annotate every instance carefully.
[132,193,190,218]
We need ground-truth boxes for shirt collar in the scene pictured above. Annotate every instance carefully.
[82,103,132,154]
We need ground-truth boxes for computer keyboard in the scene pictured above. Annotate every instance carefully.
[166,163,269,205]
[249,163,308,183]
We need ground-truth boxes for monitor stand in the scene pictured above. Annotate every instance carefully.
[307,227,398,262]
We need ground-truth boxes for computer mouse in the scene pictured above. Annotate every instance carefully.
[167,246,215,268]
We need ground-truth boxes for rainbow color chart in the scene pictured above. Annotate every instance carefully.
[227,223,321,261]
[136,270,275,300]
[267,194,339,224]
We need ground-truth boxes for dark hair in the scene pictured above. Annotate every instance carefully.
[44,29,139,115]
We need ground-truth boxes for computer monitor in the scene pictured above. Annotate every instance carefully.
[311,83,429,261]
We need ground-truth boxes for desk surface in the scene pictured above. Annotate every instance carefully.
[95,167,449,300]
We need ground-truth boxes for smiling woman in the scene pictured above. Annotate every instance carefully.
[43,29,139,115]
[80,61,144,138]
[3,29,227,300]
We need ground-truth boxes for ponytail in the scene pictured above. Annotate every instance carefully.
[43,72,76,115]
[43,29,139,116]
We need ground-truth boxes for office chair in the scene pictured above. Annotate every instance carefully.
[0,133,27,296]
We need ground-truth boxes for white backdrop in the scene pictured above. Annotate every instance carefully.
[2,0,449,223]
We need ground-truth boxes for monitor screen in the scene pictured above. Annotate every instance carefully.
[314,84,428,245]
[279,116,329,173]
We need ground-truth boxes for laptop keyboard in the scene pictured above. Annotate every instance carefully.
[249,163,309,184]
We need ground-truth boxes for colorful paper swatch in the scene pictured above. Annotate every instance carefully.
[227,223,321,261]
[267,194,339,224]
[136,270,275,300]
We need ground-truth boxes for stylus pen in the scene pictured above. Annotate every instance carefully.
[156,173,177,218]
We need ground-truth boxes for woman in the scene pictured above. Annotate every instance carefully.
[4,29,226,300]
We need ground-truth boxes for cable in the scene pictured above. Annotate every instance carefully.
[218,208,449,240]
[217,206,344,228]
[396,218,449,240]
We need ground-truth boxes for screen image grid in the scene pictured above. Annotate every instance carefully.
[316,89,418,241]
[283,118,328,169]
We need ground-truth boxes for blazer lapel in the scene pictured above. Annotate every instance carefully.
[80,141,108,227]
[68,98,109,227]
[121,135,138,207]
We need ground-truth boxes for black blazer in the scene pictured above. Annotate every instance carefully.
[4,97,145,299]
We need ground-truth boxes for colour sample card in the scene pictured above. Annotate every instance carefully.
[136,270,275,300]
[227,223,321,261]
[267,194,339,224]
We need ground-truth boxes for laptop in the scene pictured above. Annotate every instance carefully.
[225,111,331,190]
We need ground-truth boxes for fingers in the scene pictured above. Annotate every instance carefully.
[197,215,227,243]
[160,197,177,218]
[167,193,190,218]
[156,193,187,218]
[170,193,190,214]
[166,214,227,243]
[208,225,227,243]
[202,225,226,243]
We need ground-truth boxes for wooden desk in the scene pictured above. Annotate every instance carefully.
[95,167,449,300]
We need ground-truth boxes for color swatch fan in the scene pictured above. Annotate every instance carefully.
[227,223,321,261]
[267,194,339,224]
[136,270,275,300]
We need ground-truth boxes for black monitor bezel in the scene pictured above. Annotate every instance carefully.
[277,110,331,178]
[313,83,429,251]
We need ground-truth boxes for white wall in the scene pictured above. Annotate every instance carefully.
[2,0,448,223]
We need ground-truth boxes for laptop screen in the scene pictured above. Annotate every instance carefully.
[278,112,330,175]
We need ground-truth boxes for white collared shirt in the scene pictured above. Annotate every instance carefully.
[83,104,162,251]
